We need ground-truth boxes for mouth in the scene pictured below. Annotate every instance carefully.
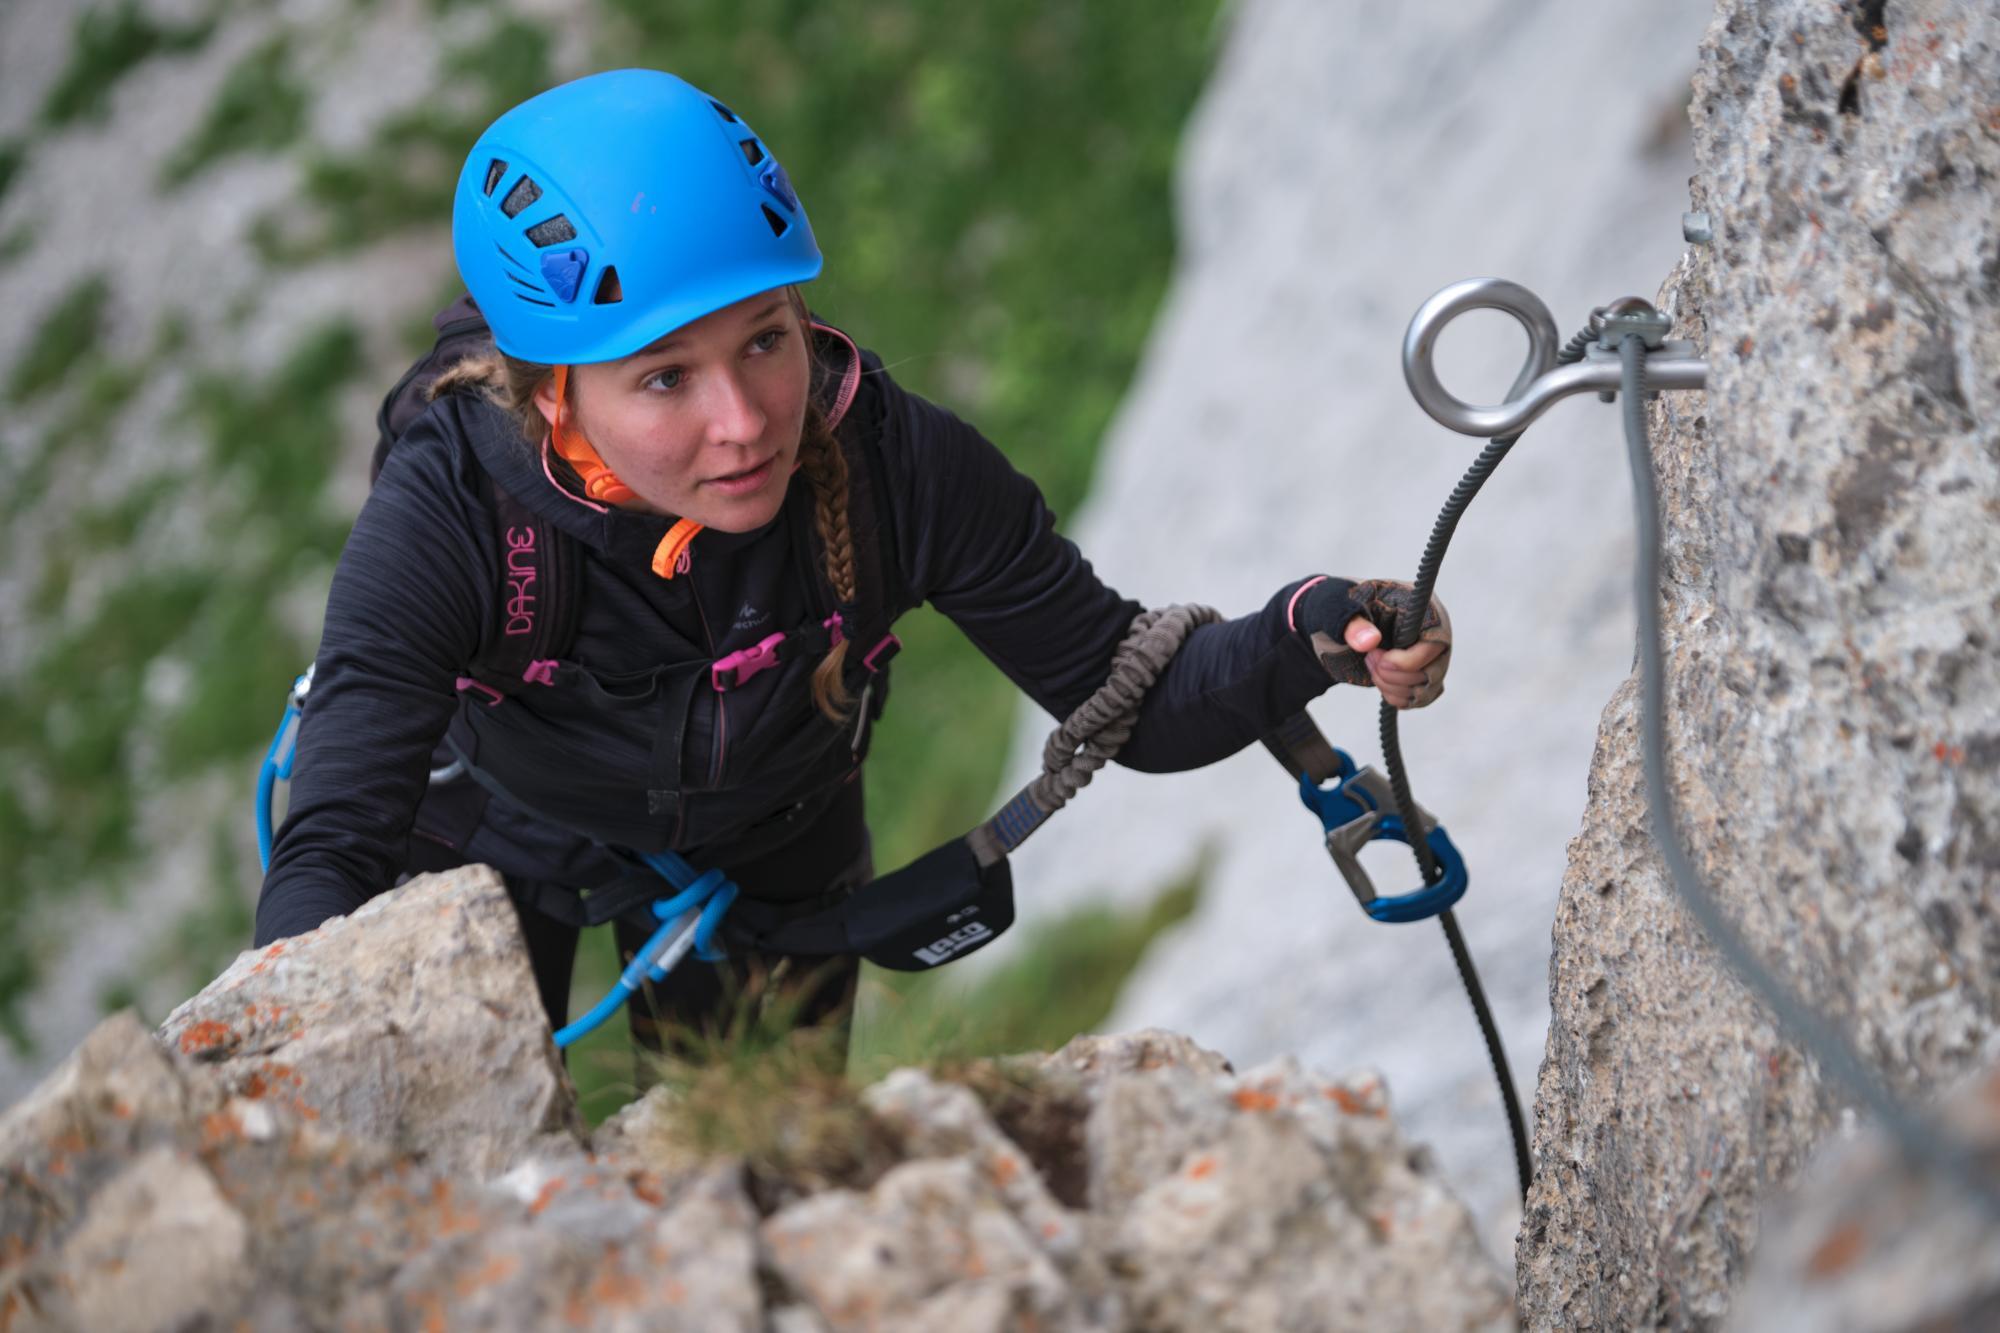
[702,455,776,494]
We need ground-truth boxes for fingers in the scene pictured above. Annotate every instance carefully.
[1365,655,1431,688]
[1378,640,1446,671]
[1343,615,1382,654]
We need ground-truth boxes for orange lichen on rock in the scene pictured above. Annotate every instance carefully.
[1806,1219,1867,1279]
[429,1179,483,1238]
[1187,1155,1217,1180]
[454,1253,520,1299]
[587,1254,646,1308]
[627,1171,665,1207]
[201,1110,243,1147]
[528,1178,566,1217]
[1232,1087,1280,1112]
[179,1020,237,1056]
[1325,1085,1387,1118]
[989,1152,1020,1187]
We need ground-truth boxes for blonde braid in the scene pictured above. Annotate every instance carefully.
[799,400,858,718]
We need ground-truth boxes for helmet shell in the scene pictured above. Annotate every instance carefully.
[452,69,823,365]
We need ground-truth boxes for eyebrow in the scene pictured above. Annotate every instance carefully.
[627,300,787,360]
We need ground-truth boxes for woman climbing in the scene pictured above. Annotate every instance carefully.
[253,68,1451,1069]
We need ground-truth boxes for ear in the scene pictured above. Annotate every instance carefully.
[531,371,564,432]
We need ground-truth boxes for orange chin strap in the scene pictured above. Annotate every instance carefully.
[550,364,704,580]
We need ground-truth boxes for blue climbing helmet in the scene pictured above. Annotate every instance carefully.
[451,68,823,366]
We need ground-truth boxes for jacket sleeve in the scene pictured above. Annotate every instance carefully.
[864,365,1333,773]
[253,416,493,946]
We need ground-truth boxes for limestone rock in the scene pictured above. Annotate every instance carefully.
[1517,0,2000,1327]
[763,1157,1093,1333]
[156,864,585,1178]
[1093,1056,1512,1333]
[1045,1028,1236,1083]
[6,874,1511,1329]
[1727,1064,2000,1332]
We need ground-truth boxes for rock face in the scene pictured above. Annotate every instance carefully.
[1726,1063,2000,1332]
[1517,1,2000,1327]
[2,871,1513,1332]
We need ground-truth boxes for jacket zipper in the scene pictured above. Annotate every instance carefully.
[683,550,727,786]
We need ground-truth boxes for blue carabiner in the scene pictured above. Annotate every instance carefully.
[1297,751,1469,923]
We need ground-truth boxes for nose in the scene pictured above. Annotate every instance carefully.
[702,364,766,447]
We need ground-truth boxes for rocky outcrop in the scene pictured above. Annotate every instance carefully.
[2,869,1514,1331]
[1726,1063,2000,1331]
[1518,0,2000,1327]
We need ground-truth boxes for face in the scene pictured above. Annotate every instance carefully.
[535,290,811,532]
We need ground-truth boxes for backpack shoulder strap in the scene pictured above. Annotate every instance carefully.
[372,295,491,485]
[456,474,582,705]
[810,321,905,680]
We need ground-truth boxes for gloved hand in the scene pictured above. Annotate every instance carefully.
[1290,576,1452,709]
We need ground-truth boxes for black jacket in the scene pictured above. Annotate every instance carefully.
[255,330,1333,947]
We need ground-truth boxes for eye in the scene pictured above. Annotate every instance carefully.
[750,327,787,354]
[644,366,684,392]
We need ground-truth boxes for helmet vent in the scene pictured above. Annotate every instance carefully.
[709,99,738,123]
[593,266,623,305]
[739,138,765,166]
[500,176,542,218]
[525,215,578,247]
[483,159,509,196]
[514,293,556,308]
[761,204,789,237]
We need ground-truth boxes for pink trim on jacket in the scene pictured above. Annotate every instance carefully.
[812,321,864,429]
[540,435,610,514]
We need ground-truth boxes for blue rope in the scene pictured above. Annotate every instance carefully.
[551,857,739,1049]
[255,699,304,874]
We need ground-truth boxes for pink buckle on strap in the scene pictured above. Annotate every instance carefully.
[712,631,787,692]
[863,633,902,673]
[522,659,558,686]
[456,676,504,707]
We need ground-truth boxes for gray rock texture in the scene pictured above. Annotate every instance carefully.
[1726,1062,2000,1331]
[156,862,586,1175]
[3,873,1512,1331]
[1516,1,2000,1327]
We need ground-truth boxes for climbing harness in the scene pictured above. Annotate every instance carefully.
[1400,277,2000,1219]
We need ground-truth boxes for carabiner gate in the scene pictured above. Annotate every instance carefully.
[1296,751,1469,924]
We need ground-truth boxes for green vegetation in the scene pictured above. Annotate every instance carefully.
[40,0,215,127]
[0,321,363,1051]
[0,140,23,208]
[565,866,1203,1133]
[0,224,32,270]
[252,19,551,261]
[7,274,111,405]
[161,35,310,187]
